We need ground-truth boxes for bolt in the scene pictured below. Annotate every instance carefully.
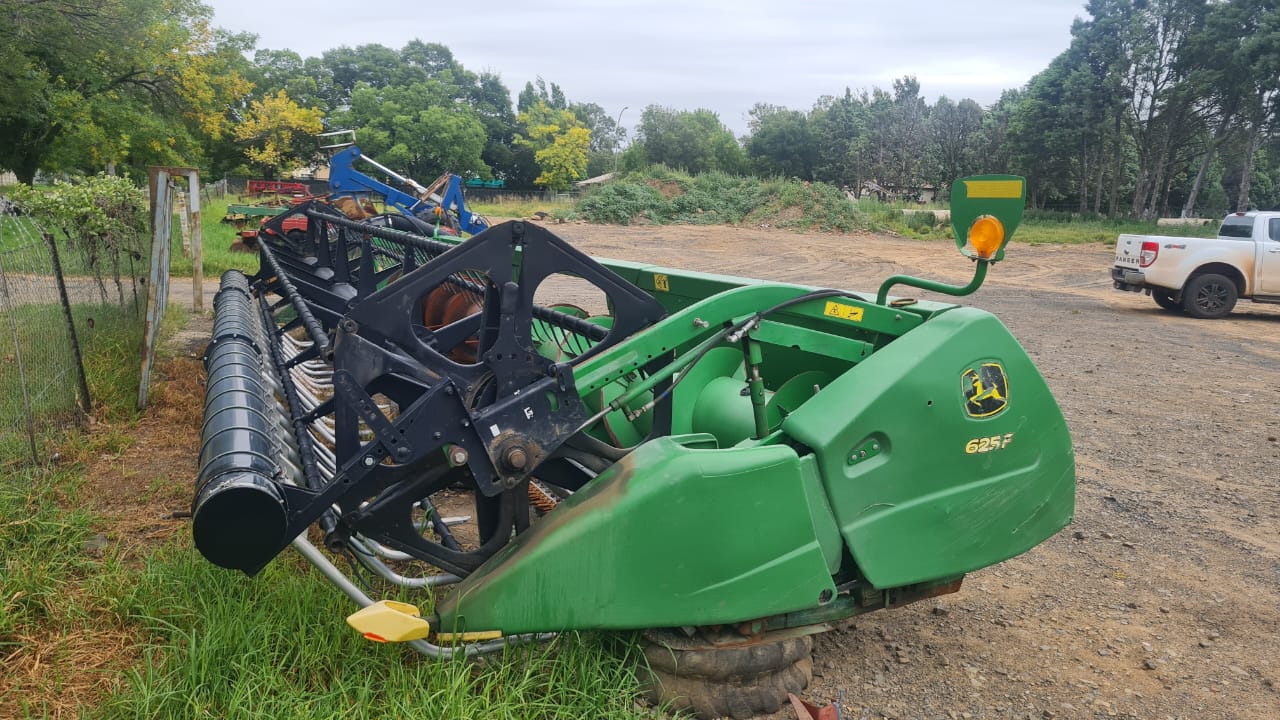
[362,456,375,467]
[693,318,709,329]
[432,431,443,440]
[504,447,528,470]
[461,419,470,427]
[340,318,358,333]
[448,445,468,466]
[859,450,867,459]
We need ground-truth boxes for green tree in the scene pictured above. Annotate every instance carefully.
[319,43,403,106]
[518,77,567,113]
[0,0,252,182]
[251,49,329,110]
[312,41,519,184]
[879,77,929,189]
[331,82,490,181]
[745,103,815,179]
[809,89,870,189]
[926,97,985,193]
[633,106,746,175]
[568,101,626,178]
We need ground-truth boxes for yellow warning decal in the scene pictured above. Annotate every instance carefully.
[653,273,670,292]
[964,179,1023,199]
[823,301,864,323]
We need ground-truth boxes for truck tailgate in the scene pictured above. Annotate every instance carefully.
[1114,234,1146,270]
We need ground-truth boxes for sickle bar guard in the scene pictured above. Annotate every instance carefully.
[193,177,1074,655]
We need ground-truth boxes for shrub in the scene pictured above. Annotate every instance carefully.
[576,182,669,224]
[580,167,866,232]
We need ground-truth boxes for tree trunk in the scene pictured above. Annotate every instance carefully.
[15,164,37,186]
[1131,160,1148,217]
[1093,145,1105,214]
[1236,122,1260,212]
[1160,169,1175,218]
[1143,129,1172,219]
[1182,144,1214,218]
[1108,113,1123,217]
[1078,140,1090,215]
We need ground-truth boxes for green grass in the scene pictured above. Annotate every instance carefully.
[166,195,260,278]
[858,200,1223,245]
[99,544,646,719]
[1,476,650,718]
[0,464,120,642]
[471,196,579,221]
[1015,210,1218,245]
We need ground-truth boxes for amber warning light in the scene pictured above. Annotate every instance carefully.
[967,215,1005,259]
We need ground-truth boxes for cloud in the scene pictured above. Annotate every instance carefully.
[208,0,1084,133]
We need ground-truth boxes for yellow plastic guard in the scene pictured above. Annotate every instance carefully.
[346,600,432,643]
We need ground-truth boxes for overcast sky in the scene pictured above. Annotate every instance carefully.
[206,0,1087,135]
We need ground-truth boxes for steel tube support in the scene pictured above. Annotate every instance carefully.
[876,259,989,306]
[290,534,553,658]
[256,240,331,357]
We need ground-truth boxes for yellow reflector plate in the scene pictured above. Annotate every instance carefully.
[435,629,505,643]
[963,179,1023,199]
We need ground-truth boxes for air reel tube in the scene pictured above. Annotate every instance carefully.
[192,271,291,573]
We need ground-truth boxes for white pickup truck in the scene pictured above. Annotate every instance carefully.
[1111,211,1280,318]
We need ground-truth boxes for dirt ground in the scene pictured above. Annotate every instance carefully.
[106,222,1279,720]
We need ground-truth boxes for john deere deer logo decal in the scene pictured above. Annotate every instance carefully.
[962,363,1008,418]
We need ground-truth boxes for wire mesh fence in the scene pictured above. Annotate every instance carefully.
[0,201,150,466]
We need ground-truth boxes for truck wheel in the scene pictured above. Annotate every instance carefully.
[1151,289,1181,311]
[638,632,813,719]
[1181,273,1237,319]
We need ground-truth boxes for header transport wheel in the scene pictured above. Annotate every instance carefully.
[637,631,814,718]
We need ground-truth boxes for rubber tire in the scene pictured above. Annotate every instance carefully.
[1181,273,1237,319]
[638,635,813,719]
[1151,289,1181,311]
[642,634,813,680]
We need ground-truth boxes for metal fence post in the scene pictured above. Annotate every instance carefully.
[44,233,93,414]
[186,171,203,313]
[140,169,173,410]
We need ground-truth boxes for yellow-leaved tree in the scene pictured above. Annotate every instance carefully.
[234,90,325,179]
[516,102,591,191]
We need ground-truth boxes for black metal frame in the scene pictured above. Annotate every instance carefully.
[196,207,668,577]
